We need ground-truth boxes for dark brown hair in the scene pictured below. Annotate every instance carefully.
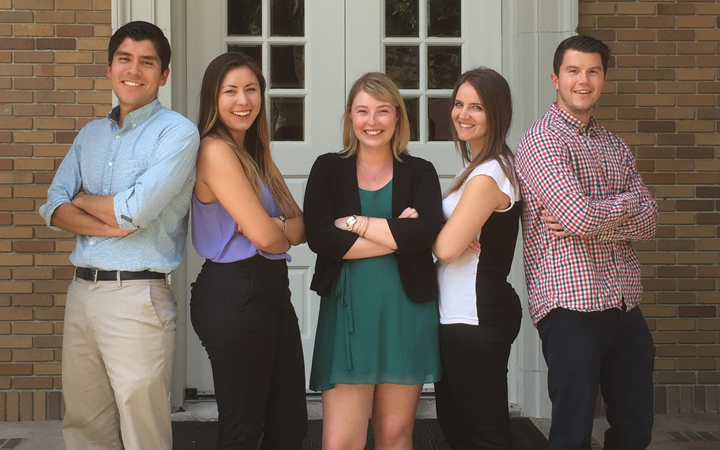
[197,52,294,217]
[448,67,517,194]
[108,21,171,72]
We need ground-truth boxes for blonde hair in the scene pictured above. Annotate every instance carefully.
[197,52,295,217]
[339,72,410,160]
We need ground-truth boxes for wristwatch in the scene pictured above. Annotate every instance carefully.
[346,215,357,231]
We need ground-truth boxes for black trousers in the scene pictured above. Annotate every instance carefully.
[537,306,654,450]
[190,256,308,450]
[435,323,519,450]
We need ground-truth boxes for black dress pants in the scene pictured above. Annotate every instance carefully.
[191,256,308,450]
[435,323,519,450]
[537,306,654,450]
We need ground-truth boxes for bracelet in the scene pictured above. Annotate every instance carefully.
[279,214,287,232]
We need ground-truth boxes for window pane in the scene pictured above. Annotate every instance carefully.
[403,97,419,142]
[227,45,263,67]
[428,97,453,141]
[270,45,304,89]
[228,0,262,36]
[386,0,419,37]
[271,0,304,36]
[386,46,419,90]
[428,0,461,37]
[428,46,461,89]
[271,97,304,141]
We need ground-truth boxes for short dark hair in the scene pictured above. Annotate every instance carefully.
[108,21,171,72]
[553,35,610,76]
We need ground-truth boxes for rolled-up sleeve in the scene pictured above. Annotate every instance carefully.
[113,122,200,230]
[39,134,84,231]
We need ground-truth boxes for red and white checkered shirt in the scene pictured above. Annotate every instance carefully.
[515,104,658,325]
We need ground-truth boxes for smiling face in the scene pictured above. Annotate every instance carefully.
[551,49,606,125]
[216,66,262,144]
[452,82,488,156]
[107,37,169,123]
[349,90,399,153]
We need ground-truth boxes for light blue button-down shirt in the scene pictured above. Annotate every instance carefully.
[39,100,200,273]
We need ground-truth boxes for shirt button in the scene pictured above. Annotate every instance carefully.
[103,189,109,194]
[89,241,95,245]
[108,162,113,166]
[115,135,120,139]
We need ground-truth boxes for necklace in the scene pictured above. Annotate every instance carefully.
[357,159,392,181]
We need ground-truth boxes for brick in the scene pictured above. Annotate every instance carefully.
[658,30,695,42]
[638,121,675,133]
[34,144,72,157]
[34,280,72,293]
[657,3,695,15]
[657,108,694,120]
[0,64,32,76]
[698,320,720,331]
[35,254,72,266]
[57,104,94,117]
[598,16,634,29]
[697,56,720,68]
[677,226,716,238]
[57,25,94,37]
[14,159,54,171]
[13,77,54,90]
[616,56,654,69]
[617,30,655,42]
[638,43,676,55]
[56,52,93,64]
[56,131,78,144]
[12,349,54,362]
[13,268,53,280]
[698,293,720,304]
[14,51,53,63]
[698,267,720,278]
[48,392,62,420]
[0,337,32,348]
[637,69,675,81]
[13,377,53,390]
[33,336,62,348]
[657,292,696,304]
[78,38,110,50]
[57,78,93,90]
[13,105,54,116]
[677,69,716,81]
[698,239,720,251]
[677,121,716,133]
[0,364,32,375]
[657,56,696,68]
[57,0,94,9]
[698,373,720,384]
[657,372,696,384]
[656,319,695,331]
[12,294,53,307]
[655,386,667,414]
[655,359,676,371]
[0,118,32,129]
[36,363,62,375]
[77,64,107,77]
[5,391,18,421]
[0,172,34,184]
[13,0,54,8]
[35,118,75,130]
[36,91,75,103]
[77,12,111,24]
[697,30,720,42]
[13,24,54,36]
[1,91,32,103]
[678,43,716,55]
[657,134,695,146]
[637,16,675,29]
[656,346,695,357]
[677,16,716,29]
[34,11,76,23]
[36,65,76,77]
[616,4,655,15]
[13,322,54,335]
[0,38,34,50]
[0,11,33,22]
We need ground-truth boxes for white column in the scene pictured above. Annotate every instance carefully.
[502,0,578,419]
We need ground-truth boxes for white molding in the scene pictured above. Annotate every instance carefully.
[503,0,578,419]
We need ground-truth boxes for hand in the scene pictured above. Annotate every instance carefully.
[464,238,481,254]
[540,208,569,237]
[236,222,243,233]
[398,207,418,219]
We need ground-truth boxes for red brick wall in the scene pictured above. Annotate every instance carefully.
[0,0,111,420]
[579,0,720,414]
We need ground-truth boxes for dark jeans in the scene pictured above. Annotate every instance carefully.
[191,256,308,450]
[537,306,654,450]
[435,323,520,450]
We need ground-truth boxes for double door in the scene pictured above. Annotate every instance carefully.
[185,0,504,394]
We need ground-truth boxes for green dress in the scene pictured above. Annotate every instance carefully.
[309,181,442,391]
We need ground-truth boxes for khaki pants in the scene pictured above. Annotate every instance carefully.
[62,277,176,450]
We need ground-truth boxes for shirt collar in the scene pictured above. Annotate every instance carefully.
[107,99,162,129]
[550,102,598,136]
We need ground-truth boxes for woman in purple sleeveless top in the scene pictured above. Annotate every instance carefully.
[189,52,307,450]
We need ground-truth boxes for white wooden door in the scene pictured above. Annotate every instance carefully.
[184,0,506,395]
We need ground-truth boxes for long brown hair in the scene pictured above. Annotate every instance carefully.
[448,67,517,194]
[197,52,295,217]
[339,72,410,161]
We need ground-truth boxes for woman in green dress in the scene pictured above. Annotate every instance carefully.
[303,72,444,450]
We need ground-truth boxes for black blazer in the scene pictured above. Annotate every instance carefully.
[303,152,443,303]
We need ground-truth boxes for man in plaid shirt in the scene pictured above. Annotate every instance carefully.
[515,35,658,450]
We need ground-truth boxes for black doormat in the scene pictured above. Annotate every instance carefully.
[172,418,547,450]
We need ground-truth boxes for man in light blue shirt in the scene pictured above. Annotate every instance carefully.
[39,21,199,450]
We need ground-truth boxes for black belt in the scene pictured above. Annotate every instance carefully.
[75,267,166,283]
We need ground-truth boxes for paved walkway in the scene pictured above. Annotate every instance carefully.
[1,409,719,449]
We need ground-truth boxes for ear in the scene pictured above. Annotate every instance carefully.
[159,68,170,87]
[550,73,559,90]
[107,61,112,80]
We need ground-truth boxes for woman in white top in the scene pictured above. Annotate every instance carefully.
[432,68,522,450]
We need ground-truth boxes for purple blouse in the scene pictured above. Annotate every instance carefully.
[191,182,291,263]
